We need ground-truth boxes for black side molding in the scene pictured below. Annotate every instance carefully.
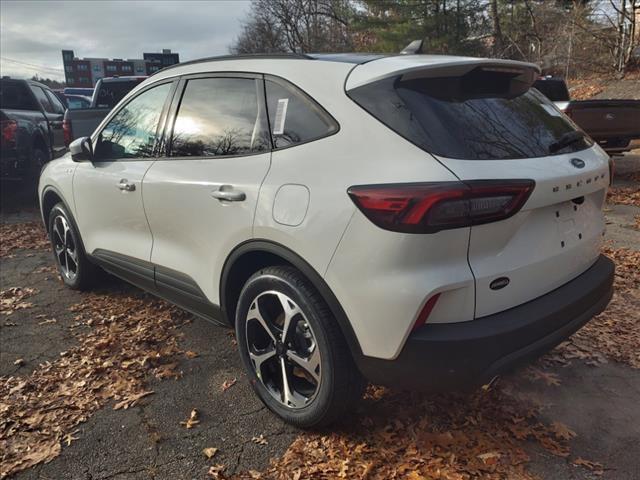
[91,249,224,326]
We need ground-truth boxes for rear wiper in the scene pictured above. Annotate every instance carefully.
[548,130,586,154]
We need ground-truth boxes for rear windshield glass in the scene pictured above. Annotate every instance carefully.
[0,82,35,110]
[95,80,144,108]
[532,79,570,102]
[348,74,591,160]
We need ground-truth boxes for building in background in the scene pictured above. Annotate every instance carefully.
[61,49,179,87]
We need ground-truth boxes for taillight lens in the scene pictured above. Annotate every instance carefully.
[1,120,18,146]
[63,119,72,147]
[348,180,535,234]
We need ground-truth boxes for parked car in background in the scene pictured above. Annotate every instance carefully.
[63,87,94,97]
[1,77,67,180]
[64,94,92,110]
[534,76,640,154]
[63,76,147,146]
[40,53,614,427]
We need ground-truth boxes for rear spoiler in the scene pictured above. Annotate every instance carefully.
[345,56,541,96]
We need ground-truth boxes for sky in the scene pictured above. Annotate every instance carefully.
[0,0,252,81]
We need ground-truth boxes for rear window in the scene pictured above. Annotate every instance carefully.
[349,73,591,160]
[95,79,145,108]
[0,82,36,110]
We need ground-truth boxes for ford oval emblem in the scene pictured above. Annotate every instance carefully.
[490,277,510,290]
[571,158,585,169]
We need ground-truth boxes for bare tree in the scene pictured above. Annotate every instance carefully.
[230,0,355,54]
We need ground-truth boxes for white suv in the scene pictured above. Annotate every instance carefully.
[39,53,615,427]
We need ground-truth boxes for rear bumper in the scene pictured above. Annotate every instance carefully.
[357,254,614,391]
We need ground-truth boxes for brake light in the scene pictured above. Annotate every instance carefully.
[347,180,535,234]
[63,119,72,147]
[1,120,18,146]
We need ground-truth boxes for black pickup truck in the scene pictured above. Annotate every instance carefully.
[63,76,147,145]
[534,76,640,154]
[1,77,67,180]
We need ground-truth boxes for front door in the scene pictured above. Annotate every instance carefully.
[143,75,272,308]
[73,81,174,276]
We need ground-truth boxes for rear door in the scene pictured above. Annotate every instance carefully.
[347,64,610,319]
[142,74,271,310]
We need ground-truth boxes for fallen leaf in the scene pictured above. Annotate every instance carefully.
[185,350,199,359]
[208,464,226,478]
[181,408,200,429]
[551,422,577,441]
[13,358,25,366]
[573,457,604,475]
[251,434,268,445]
[221,378,237,391]
[203,447,218,459]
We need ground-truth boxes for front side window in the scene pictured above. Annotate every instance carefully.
[170,77,269,157]
[94,82,171,160]
[265,79,337,149]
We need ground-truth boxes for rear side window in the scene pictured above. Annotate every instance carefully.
[265,79,338,149]
[170,77,269,157]
[0,82,36,110]
[30,86,53,113]
[45,90,66,114]
[532,79,570,102]
[349,73,591,160]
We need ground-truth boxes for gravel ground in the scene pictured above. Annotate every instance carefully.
[1,152,639,479]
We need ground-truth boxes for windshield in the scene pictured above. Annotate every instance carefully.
[94,79,145,108]
[348,74,592,160]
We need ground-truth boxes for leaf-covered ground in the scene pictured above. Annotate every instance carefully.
[1,157,638,479]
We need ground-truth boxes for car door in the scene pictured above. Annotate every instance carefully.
[142,74,271,313]
[29,85,64,158]
[43,88,68,158]
[73,80,175,288]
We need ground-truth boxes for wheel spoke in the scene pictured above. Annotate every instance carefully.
[280,358,305,408]
[247,301,277,342]
[249,346,277,378]
[276,292,301,342]
[53,220,64,245]
[286,346,320,383]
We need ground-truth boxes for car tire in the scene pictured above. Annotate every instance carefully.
[236,265,365,428]
[48,202,101,290]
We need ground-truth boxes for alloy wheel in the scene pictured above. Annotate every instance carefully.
[245,291,321,409]
[52,214,78,280]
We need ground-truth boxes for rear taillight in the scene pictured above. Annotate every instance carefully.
[347,180,535,234]
[63,119,72,147]
[1,120,18,146]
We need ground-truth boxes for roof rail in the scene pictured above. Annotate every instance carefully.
[148,52,313,78]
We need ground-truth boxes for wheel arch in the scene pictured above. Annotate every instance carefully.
[220,240,363,359]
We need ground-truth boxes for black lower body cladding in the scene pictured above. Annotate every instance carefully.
[357,255,615,391]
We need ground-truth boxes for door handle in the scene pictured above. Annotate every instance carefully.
[117,179,136,192]
[210,185,246,202]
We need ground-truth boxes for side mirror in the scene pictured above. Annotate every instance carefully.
[70,136,93,162]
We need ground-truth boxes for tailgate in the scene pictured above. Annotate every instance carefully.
[567,100,640,138]
[438,145,609,318]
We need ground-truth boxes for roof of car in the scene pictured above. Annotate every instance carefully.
[99,76,148,83]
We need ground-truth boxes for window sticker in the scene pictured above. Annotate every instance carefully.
[273,98,289,135]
